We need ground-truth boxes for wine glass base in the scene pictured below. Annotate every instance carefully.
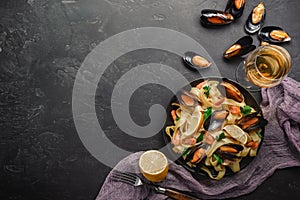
[235,62,261,92]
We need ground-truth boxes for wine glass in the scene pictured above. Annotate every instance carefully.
[235,44,291,91]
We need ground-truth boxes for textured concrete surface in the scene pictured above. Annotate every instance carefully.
[0,0,300,199]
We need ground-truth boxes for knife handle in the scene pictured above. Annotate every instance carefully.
[156,186,201,200]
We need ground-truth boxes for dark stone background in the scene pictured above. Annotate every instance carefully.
[0,0,299,199]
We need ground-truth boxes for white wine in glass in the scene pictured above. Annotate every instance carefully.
[236,45,291,91]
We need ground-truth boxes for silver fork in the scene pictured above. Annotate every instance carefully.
[111,171,201,200]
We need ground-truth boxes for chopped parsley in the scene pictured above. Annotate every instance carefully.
[216,132,226,141]
[196,131,205,143]
[203,85,210,98]
[204,107,212,121]
[176,117,180,121]
[257,132,263,138]
[213,154,223,165]
[240,105,251,115]
[181,148,191,157]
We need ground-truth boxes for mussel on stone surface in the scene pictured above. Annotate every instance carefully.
[244,2,266,34]
[183,52,212,69]
[258,26,291,44]
[223,36,256,59]
[220,81,244,102]
[201,9,234,26]
[225,0,246,19]
[204,110,229,131]
[237,112,268,132]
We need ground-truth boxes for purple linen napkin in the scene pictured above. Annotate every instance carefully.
[96,77,300,200]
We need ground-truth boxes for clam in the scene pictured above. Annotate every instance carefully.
[237,112,268,132]
[204,110,229,131]
[183,52,212,69]
[244,2,266,34]
[225,0,246,19]
[220,81,244,103]
[258,26,291,44]
[223,36,256,59]
[200,9,234,26]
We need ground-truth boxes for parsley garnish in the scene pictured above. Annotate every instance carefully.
[213,154,223,165]
[204,107,212,121]
[203,85,210,98]
[240,105,251,115]
[181,148,191,157]
[216,132,225,141]
[257,132,263,138]
[176,117,180,121]
[196,131,205,143]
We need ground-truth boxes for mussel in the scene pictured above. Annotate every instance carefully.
[220,81,244,103]
[186,145,206,164]
[244,2,266,34]
[223,36,256,59]
[237,112,268,132]
[179,90,199,107]
[204,110,229,131]
[216,149,240,161]
[225,0,246,19]
[201,9,234,26]
[258,26,291,44]
[183,52,212,69]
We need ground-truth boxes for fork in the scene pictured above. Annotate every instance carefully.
[111,171,201,200]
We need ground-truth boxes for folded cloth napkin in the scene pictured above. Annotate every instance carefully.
[96,77,300,200]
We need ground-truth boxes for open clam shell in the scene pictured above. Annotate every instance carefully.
[223,36,256,60]
[225,0,246,19]
[244,2,266,34]
[258,26,291,44]
[201,9,234,26]
[183,51,212,69]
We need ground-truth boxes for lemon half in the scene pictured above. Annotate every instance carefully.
[139,150,168,182]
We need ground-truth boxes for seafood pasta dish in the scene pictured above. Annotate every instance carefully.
[165,79,268,180]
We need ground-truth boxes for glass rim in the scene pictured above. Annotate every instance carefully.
[250,44,291,81]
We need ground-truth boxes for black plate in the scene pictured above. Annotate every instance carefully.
[163,77,264,179]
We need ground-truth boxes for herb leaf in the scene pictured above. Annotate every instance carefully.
[203,85,210,98]
[204,107,212,121]
[240,105,251,115]
[213,154,223,165]
[257,132,263,138]
[216,132,225,141]
[176,117,180,121]
[196,131,205,143]
[181,148,191,157]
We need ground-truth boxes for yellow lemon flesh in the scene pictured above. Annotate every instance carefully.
[139,150,168,182]
[223,125,249,144]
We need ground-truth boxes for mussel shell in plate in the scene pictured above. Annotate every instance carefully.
[183,52,212,69]
[237,112,268,132]
[204,110,229,131]
[244,2,266,34]
[201,9,234,26]
[225,0,246,19]
[223,36,256,59]
[258,26,291,44]
[220,81,244,103]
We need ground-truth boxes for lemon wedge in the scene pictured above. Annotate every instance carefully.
[223,125,249,144]
[139,150,168,182]
[183,105,203,136]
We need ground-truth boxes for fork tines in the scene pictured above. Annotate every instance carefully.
[111,171,137,185]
